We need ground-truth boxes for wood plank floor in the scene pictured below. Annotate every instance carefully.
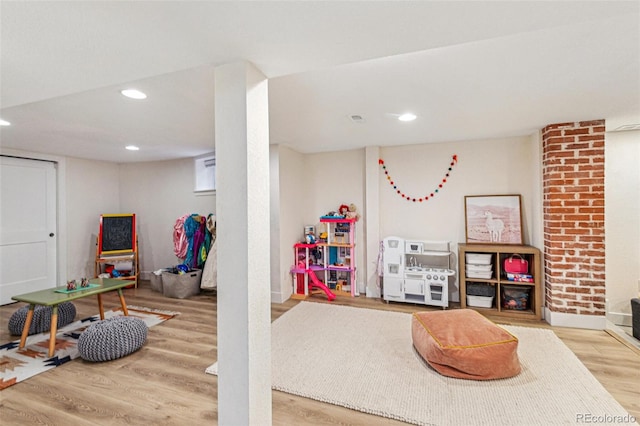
[1,282,638,425]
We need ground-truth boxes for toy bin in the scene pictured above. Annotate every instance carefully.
[162,269,202,299]
[465,253,492,265]
[465,269,493,279]
[467,283,496,298]
[501,285,531,311]
[150,268,173,292]
[150,273,163,292]
[467,295,494,308]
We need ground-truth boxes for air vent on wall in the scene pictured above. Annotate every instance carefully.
[613,124,640,132]
[349,114,365,123]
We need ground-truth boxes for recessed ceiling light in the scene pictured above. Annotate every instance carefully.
[125,145,140,151]
[398,113,417,122]
[0,119,11,126]
[121,89,147,100]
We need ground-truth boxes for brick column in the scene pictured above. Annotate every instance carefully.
[542,120,605,316]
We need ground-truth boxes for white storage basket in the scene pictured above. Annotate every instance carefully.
[467,295,494,308]
[466,270,493,279]
[465,253,492,265]
[465,263,492,272]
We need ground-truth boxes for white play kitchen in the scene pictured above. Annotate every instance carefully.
[382,237,456,308]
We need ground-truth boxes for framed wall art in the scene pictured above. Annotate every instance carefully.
[464,195,523,244]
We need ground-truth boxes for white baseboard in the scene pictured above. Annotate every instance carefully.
[544,308,607,330]
[271,290,287,304]
[608,311,632,327]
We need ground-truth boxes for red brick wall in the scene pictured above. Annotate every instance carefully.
[542,120,605,316]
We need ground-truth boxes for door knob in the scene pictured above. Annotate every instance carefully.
[49,233,55,237]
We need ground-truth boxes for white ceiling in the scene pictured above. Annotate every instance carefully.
[1,1,638,163]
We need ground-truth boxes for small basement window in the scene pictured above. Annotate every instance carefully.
[194,153,216,193]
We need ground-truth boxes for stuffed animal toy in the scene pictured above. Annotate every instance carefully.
[346,203,361,221]
[338,204,349,217]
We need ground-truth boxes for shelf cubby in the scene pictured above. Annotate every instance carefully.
[459,243,542,320]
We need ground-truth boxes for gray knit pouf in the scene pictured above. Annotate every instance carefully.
[8,302,77,336]
[77,316,148,362]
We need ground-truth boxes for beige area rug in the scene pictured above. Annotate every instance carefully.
[206,302,638,426]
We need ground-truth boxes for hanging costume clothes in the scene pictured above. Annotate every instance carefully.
[174,213,213,270]
[184,214,209,269]
[201,214,217,289]
[192,215,207,268]
[183,215,199,267]
[200,216,212,267]
[173,214,190,259]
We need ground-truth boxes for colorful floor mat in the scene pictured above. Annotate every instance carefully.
[0,306,178,390]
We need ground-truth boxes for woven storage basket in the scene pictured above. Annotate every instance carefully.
[150,273,163,292]
[162,269,202,299]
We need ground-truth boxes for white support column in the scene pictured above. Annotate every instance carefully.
[365,146,381,297]
[215,61,272,425]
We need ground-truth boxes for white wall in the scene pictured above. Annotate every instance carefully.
[605,129,640,324]
[272,146,365,299]
[269,145,282,301]
[274,145,309,301]
[379,137,537,245]
[119,158,216,277]
[66,157,121,279]
[364,146,381,297]
[304,149,366,293]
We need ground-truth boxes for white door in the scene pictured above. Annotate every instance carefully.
[0,156,57,305]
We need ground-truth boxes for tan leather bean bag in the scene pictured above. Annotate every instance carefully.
[412,309,521,380]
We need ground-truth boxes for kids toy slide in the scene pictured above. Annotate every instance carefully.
[306,270,336,301]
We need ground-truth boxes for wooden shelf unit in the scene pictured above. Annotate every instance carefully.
[458,243,542,320]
